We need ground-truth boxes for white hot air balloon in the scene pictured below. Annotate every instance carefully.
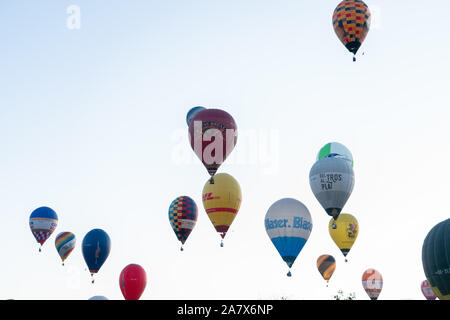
[264,198,313,277]
[309,157,354,221]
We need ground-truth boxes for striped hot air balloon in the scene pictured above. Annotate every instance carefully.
[202,173,242,247]
[55,232,76,265]
[362,268,383,300]
[317,255,336,285]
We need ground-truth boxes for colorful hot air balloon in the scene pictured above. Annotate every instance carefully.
[119,264,147,300]
[309,157,355,220]
[328,213,358,262]
[82,229,111,283]
[362,268,383,300]
[188,108,237,178]
[55,232,76,265]
[29,206,58,252]
[332,0,371,61]
[421,280,437,300]
[202,173,241,246]
[265,198,313,277]
[169,196,198,251]
[317,255,336,285]
[316,142,353,167]
[422,218,450,300]
[186,106,206,126]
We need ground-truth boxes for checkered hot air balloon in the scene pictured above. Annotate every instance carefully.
[29,206,58,252]
[168,196,198,251]
[332,0,371,61]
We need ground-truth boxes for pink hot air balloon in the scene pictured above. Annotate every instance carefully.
[362,268,383,300]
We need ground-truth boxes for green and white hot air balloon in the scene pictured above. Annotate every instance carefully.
[316,142,353,167]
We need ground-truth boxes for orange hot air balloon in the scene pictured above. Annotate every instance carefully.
[317,255,336,285]
[362,268,383,300]
[202,173,242,247]
[332,0,371,61]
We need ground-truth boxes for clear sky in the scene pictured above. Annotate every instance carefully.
[1,0,449,300]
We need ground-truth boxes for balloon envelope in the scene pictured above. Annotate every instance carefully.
[362,269,383,300]
[265,198,313,271]
[421,280,437,300]
[316,142,353,167]
[188,108,237,176]
[186,106,206,126]
[202,173,242,240]
[422,218,450,300]
[55,232,76,263]
[89,296,109,300]
[309,157,354,220]
[328,213,358,259]
[119,264,147,300]
[317,255,336,283]
[332,0,371,55]
[29,206,58,247]
[82,229,111,275]
[169,196,198,246]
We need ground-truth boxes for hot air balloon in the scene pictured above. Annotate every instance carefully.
[82,229,111,283]
[188,108,237,180]
[55,232,76,266]
[421,280,437,300]
[186,106,206,126]
[362,268,383,300]
[316,142,353,167]
[264,198,313,277]
[169,196,198,251]
[422,218,450,300]
[332,0,371,61]
[309,157,354,220]
[29,206,58,252]
[328,213,358,262]
[317,255,336,286]
[202,173,242,247]
[119,264,147,300]
[88,296,109,300]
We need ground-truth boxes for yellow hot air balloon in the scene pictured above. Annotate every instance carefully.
[328,213,358,262]
[202,173,242,246]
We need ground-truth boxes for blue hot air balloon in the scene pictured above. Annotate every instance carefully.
[186,106,206,126]
[82,229,111,283]
[29,206,58,252]
[264,198,313,277]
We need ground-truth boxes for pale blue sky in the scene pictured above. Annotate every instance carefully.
[1,0,450,300]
